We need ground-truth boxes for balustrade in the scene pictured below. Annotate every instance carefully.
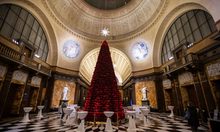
[0,42,51,75]
[165,53,199,73]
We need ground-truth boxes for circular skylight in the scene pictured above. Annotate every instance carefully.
[85,0,131,10]
[132,41,149,60]
[63,40,80,59]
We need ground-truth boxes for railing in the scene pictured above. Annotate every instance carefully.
[0,42,51,76]
[21,56,38,68]
[0,42,21,61]
[40,65,51,75]
[165,53,199,73]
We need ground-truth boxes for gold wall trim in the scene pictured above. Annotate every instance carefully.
[132,67,162,77]
[51,66,79,76]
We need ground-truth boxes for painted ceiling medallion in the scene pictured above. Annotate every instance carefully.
[63,40,80,58]
[132,41,149,60]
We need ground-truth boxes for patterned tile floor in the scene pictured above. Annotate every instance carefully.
[0,112,208,132]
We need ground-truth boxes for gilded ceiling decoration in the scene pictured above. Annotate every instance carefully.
[44,0,166,41]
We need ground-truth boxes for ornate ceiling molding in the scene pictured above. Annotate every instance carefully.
[42,0,168,42]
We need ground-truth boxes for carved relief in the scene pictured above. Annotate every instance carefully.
[31,76,42,87]
[178,72,193,85]
[11,70,28,84]
[162,79,171,89]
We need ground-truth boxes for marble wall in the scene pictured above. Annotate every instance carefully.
[29,87,40,111]
[178,72,194,109]
[39,88,46,105]
[10,84,25,114]
[0,64,7,79]
[164,89,172,111]
[135,80,157,108]
[163,79,172,110]
[206,59,220,79]
[179,86,190,110]
[51,80,76,108]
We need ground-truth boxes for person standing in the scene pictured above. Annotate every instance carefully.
[61,102,67,119]
[186,102,199,131]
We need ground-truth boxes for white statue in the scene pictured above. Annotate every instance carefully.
[62,86,69,100]
[141,87,149,101]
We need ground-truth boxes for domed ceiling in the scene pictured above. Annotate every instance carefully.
[45,0,166,41]
[85,0,131,10]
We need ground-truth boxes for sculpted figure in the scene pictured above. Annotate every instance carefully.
[62,86,69,100]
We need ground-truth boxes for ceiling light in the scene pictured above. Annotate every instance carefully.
[169,56,173,60]
[101,27,110,37]
[12,39,19,44]
[187,42,194,48]
[35,54,40,58]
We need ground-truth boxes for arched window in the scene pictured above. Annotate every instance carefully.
[161,9,216,64]
[0,4,49,61]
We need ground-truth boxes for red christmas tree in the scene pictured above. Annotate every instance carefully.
[84,40,124,121]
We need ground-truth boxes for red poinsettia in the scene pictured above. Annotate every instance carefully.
[84,40,124,122]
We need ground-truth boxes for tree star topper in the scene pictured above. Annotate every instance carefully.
[101,27,110,37]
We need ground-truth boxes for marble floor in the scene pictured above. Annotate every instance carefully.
[0,112,208,132]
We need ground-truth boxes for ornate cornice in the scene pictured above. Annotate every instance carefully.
[53,73,77,81]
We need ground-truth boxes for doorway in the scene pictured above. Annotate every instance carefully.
[4,83,25,116]
[39,88,46,105]
[213,80,220,109]
[28,86,40,112]
[185,85,199,107]
[165,88,174,108]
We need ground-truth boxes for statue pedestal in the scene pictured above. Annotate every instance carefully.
[142,100,150,106]
[36,105,44,119]
[60,100,69,105]
[104,111,114,132]
[59,100,69,114]
[168,106,174,118]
